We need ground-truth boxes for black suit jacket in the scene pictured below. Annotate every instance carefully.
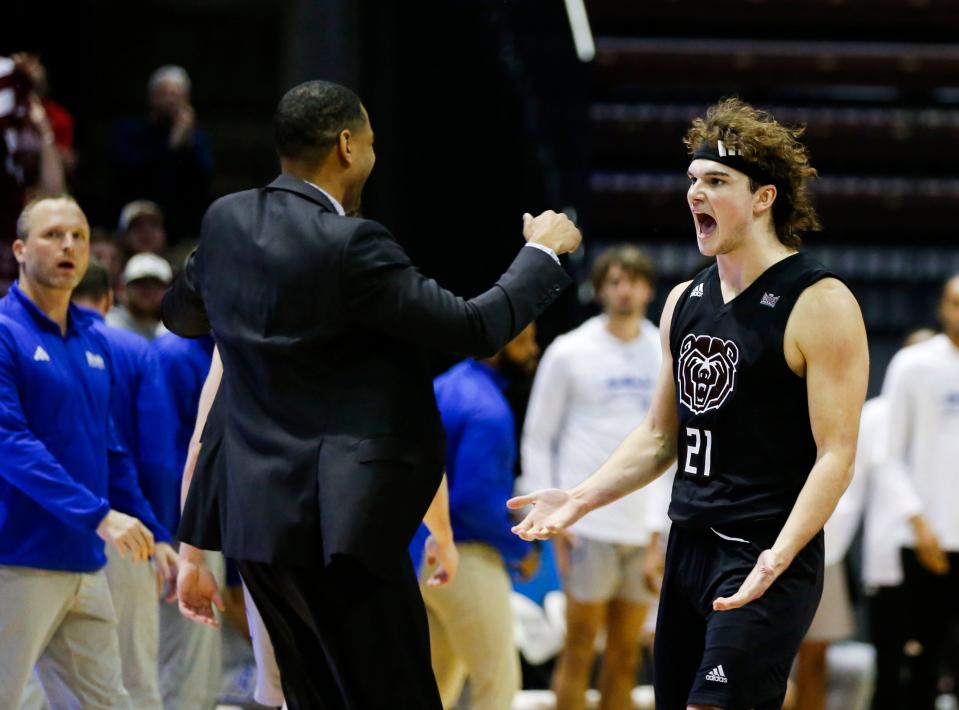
[162,174,570,575]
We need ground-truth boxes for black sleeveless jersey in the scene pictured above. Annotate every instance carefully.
[667,251,841,528]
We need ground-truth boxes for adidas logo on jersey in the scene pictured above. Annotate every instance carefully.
[33,346,50,362]
[691,283,704,298]
[705,665,728,683]
[85,351,106,370]
[760,292,780,308]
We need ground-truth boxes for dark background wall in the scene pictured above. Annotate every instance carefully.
[4,0,958,392]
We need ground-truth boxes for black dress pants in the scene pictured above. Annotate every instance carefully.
[868,584,908,710]
[900,547,959,710]
[238,554,442,710]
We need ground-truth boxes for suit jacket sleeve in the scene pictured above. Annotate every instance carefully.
[343,223,571,356]
[161,250,211,337]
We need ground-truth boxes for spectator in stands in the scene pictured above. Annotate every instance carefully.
[14,53,76,176]
[91,229,125,292]
[151,329,221,709]
[879,276,959,709]
[520,246,671,710]
[418,325,542,710]
[0,195,174,706]
[118,199,167,256]
[108,252,172,340]
[111,65,213,244]
[71,258,179,710]
[0,55,65,295]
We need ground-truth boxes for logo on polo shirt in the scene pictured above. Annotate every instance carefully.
[705,665,728,683]
[85,351,106,370]
[33,346,50,362]
[691,283,704,298]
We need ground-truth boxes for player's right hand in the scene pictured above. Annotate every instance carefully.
[96,509,155,561]
[914,516,949,575]
[522,211,582,255]
[508,488,589,541]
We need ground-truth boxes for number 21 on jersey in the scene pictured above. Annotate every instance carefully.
[685,427,712,477]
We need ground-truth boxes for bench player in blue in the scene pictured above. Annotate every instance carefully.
[510,98,868,710]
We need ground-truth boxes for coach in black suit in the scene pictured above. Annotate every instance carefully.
[161,81,580,708]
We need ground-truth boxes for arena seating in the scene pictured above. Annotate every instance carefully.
[583,1,959,390]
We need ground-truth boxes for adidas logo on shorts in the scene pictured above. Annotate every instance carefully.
[705,665,728,683]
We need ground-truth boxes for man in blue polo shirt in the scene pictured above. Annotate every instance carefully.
[417,324,542,710]
[0,195,174,708]
[72,258,179,710]
[152,329,220,710]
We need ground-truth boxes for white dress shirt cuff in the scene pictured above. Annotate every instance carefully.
[524,242,560,265]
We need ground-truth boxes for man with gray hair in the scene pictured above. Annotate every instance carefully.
[111,65,213,243]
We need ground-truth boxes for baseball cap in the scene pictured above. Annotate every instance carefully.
[122,253,173,285]
[118,200,164,233]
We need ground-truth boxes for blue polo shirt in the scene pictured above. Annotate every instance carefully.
[152,332,214,532]
[79,308,179,535]
[0,283,171,572]
[410,359,531,571]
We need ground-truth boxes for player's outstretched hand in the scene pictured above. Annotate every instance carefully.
[712,548,785,612]
[508,488,589,541]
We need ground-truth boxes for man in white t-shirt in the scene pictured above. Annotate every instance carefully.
[521,245,671,709]
[880,276,959,709]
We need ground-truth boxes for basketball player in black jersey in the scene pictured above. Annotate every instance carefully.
[509,98,868,710]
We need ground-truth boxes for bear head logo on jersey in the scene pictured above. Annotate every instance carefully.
[677,334,740,415]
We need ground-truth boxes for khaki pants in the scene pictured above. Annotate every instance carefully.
[104,544,162,710]
[158,550,224,710]
[0,565,131,710]
[420,543,520,710]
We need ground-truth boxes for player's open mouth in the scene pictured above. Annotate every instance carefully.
[694,213,717,238]
[57,260,75,271]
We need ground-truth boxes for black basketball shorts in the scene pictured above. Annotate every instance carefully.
[653,522,824,709]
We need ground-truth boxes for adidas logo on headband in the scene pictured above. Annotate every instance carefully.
[716,140,741,158]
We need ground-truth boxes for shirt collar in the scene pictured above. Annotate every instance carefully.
[8,281,87,336]
[305,181,346,216]
[467,358,510,391]
[74,304,106,323]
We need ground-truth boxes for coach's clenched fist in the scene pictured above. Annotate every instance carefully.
[523,210,582,255]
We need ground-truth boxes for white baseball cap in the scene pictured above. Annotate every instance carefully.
[122,253,173,285]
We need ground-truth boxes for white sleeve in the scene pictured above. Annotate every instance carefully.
[876,354,924,522]
[823,403,874,563]
[518,342,572,494]
[644,462,675,537]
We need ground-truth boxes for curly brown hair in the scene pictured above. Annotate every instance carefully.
[683,98,821,248]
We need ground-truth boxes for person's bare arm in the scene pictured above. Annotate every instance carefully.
[508,281,688,539]
[177,347,225,626]
[180,347,222,507]
[714,278,868,611]
[421,475,458,587]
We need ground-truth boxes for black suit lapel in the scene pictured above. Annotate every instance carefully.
[266,174,339,214]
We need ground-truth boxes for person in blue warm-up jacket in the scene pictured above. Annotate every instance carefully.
[72,257,179,710]
[0,195,175,709]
